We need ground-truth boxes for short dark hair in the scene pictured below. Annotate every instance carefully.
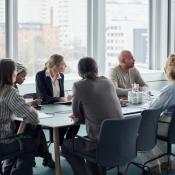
[0,59,16,88]
[78,57,98,79]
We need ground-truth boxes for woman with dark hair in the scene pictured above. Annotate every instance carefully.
[62,57,123,175]
[36,54,80,145]
[78,57,98,79]
[0,59,39,175]
[15,63,55,168]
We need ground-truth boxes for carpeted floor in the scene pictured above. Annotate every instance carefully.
[33,127,175,175]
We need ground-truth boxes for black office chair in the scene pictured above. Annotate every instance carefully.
[73,115,141,175]
[130,108,163,174]
[0,135,23,174]
[23,93,37,100]
[148,106,175,174]
[23,93,53,145]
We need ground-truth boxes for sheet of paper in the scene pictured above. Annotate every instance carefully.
[38,111,54,119]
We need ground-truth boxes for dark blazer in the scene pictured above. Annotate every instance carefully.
[36,70,65,104]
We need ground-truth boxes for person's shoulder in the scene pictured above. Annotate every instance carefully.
[130,67,141,75]
[99,76,114,85]
[110,66,120,77]
[36,69,45,76]
[3,85,16,92]
[98,76,109,81]
[3,85,18,98]
[130,67,137,71]
[73,79,85,87]
[161,83,175,93]
[111,65,120,72]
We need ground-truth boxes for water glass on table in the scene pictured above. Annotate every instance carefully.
[141,86,151,103]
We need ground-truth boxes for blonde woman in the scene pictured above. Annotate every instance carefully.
[140,53,175,173]
[36,54,69,104]
[36,54,80,145]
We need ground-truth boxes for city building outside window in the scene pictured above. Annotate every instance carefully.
[18,0,87,79]
[105,0,149,74]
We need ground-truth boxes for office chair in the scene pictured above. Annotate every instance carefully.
[0,134,23,174]
[130,108,163,174]
[146,106,175,174]
[23,93,37,100]
[73,115,141,175]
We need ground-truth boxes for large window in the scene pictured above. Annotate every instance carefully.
[105,0,149,74]
[0,0,5,59]
[18,0,87,79]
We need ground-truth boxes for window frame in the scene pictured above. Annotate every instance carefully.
[5,0,174,79]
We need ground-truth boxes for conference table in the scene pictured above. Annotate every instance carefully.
[17,102,150,175]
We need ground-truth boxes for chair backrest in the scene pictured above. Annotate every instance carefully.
[137,108,162,152]
[96,115,141,167]
[23,93,37,100]
[168,106,175,143]
[0,140,22,174]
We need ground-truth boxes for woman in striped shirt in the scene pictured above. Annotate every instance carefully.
[0,59,39,175]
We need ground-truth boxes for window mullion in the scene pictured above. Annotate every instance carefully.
[5,0,18,59]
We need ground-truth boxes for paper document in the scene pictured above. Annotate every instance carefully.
[54,101,72,105]
[38,112,54,119]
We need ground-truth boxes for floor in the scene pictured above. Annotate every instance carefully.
[33,127,175,175]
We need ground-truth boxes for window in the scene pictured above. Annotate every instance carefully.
[0,0,5,59]
[105,0,149,74]
[18,0,87,79]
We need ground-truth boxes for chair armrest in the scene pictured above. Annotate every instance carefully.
[0,134,23,141]
[158,120,170,124]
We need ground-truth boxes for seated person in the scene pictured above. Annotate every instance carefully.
[62,57,123,175]
[110,50,147,97]
[15,63,55,168]
[36,54,80,145]
[140,53,175,173]
[0,59,39,175]
[36,54,70,104]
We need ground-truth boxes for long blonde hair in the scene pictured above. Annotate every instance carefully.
[45,54,64,70]
[164,53,175,81]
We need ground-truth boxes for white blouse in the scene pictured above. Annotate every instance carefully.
[45,70,61,97]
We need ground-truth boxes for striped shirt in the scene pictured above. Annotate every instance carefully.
[0,85,39,143]
[110,66,147,96]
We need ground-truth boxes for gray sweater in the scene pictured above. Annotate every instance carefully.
[110,66,147,96]
[0,85,39,143]
[72,76,123,142]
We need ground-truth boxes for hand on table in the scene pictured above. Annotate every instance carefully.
[120,99,128,105]
[59,96,72,102]
[29,99,42,106]
[69,114,79,123]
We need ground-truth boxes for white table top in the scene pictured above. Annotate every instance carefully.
[37,103,147,128]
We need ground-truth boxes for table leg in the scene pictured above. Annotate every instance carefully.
[17,121,26,134]
[53,128,62,175]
